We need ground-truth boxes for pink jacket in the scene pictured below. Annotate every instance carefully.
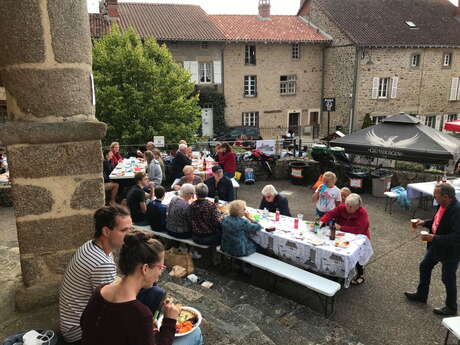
[321,204,371,239]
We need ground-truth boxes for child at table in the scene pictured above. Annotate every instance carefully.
[340,187,351,205]
[311,171,341,217]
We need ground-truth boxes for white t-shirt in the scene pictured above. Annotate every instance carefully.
[59,240,116,342]
[315,185,341,213]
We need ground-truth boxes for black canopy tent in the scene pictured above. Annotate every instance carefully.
[330,113,460,165]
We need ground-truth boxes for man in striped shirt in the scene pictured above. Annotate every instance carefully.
[59,206,165,343]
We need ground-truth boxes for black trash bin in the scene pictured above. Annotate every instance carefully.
[371,169,393,197]
[346,169,370,194]
[289,161,309,185]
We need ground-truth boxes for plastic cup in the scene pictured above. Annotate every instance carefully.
[411,219,418,230]
[253,214,261,222]
[420,230,429,243]
[294,218,299,229]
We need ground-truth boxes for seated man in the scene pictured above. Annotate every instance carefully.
[126,172,153,226]
[259,184,291,216]
[172,144,192,179]
[205,165,234,202]
[59,206,164,343]
[189,183,223,246]
[173,165,202,191]
[146,186,167,232]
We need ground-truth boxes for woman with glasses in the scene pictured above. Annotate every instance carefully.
[80,231,203,345]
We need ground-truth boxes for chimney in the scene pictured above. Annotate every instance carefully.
[456,0,460,20]
[100,0,119,19]
[258,0,271,19]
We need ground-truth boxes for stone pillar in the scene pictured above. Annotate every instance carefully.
[0,0,106,310]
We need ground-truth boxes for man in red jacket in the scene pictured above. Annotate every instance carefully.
[320,193,370,285]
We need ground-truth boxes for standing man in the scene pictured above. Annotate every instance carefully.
[59,206,165,343]
[205,165,234,202]
[405,183,460,316]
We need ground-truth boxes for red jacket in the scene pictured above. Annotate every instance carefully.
[110,151,123,166]
[218,151,237,174]
[320,204,371,239]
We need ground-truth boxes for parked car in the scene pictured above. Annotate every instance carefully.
[214,127,262,143]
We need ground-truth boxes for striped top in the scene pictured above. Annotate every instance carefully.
[59,240,116,343]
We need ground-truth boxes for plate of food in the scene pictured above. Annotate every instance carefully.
[158,306,202,337]
[334,240,350,248]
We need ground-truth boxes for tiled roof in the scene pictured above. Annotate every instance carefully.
[89,13,111,38]
[209,15,329,43]
[117,3,226,41]
[313,0,460,47]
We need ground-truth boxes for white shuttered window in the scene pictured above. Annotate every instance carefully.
[213,61,222,84]
[450,77,460,101]
[391,77,399,99]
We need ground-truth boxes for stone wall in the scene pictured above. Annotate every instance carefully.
[0,0,107,310]
[300,0,357,135]
[355,48,460,129]
[222,42,323,131]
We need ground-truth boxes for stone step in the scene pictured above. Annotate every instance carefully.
[0,245,21,325]
[163,268,364,345]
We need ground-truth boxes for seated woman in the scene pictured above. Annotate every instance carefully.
[166,184,194,239]
[103,149,119,205]
[259,185,291,216]
[221,200,262,257]
[145,150,163,186]
[110,141,123,166]
[189,183,223,246]
[153,149,166,185]
[80,231,203,345]
[320,193,370,285]
[173,165,202,191]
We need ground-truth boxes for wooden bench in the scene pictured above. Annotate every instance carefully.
[134,225,210,249]
[216,246,341,318]
[442,316,460,345]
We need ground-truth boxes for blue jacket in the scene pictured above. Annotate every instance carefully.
[146,199,167,232]
[221,215,262,257]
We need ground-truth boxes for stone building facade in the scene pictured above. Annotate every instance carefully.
[299,0,460,134]
[164,41,225,94]
[356,48,460,130]
[220,42,324,138]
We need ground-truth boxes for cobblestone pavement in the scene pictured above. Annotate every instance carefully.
[0,180,452,345]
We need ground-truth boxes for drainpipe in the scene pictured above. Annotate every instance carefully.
[349,46,360,134]
[320,44,325,137]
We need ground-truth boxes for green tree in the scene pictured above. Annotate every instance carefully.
[93,26,201,145]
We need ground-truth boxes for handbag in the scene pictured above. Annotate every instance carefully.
[164,247,194,274]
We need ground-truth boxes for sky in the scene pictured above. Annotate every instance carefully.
[87,0,302,14]
[87,0,459,14]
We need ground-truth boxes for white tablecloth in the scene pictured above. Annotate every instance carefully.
[248,208,374,287]
[407,181,460,202]
[109,158,147,180]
